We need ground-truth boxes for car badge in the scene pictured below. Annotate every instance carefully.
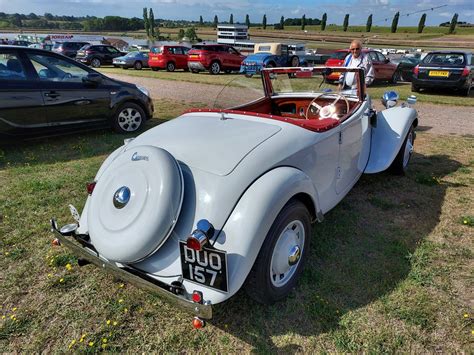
[131,152,149,161]
[113,186,131,209]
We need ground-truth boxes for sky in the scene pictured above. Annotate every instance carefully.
[0,0,472,26]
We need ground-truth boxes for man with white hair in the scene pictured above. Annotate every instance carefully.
[338,39,374,91]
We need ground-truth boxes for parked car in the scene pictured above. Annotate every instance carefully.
[411,51,473,96]
[149,45,190,72]
[28,43,53,51]
[324,49,400,84]
[51,66,417,328]
[240,43,304,77]
[0,45,153,140]
[187,44,245,74]
[390,56,421,82]
[52,41,90,58]
[76,45,126,68]
[8,40,32,47]
[113,51,149,70]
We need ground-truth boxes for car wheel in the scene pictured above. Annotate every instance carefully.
[464,83,472,97]
[191,69,199,74]
[244,199,311,304]
[112,102,146,134]
[390,70,400,84]
[245,73,254,78]
[166,62,176,72]
[291,56,300,67]
[390,125,415,175]
[122,66,128,70]
[209,61,221,75]
[266,62,275,68]
[411,83,420,92]
[134,61,143,70]
[151,67,159,71]
[91,58,101,68]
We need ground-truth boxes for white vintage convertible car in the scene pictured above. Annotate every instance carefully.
[51,67,418,328]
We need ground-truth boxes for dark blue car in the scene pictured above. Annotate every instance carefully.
[240,43,303,77]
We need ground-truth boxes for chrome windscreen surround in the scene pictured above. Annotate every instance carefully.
[52,230,213,319]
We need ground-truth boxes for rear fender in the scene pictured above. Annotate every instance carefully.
[364,106,418,174]
[215,166,321,297]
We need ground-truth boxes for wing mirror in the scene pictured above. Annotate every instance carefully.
[83,72,102,84]
[381,90,399,108]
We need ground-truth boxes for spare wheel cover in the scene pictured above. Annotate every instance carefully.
[88,146,184,263]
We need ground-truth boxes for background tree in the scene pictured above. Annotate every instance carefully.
[343,14,349,32]
[143,7,149,37]
[177,28,185,40]
[280,16,284,30]
[301,14,306,30]
[185,27,198,41]
[245,14,250,27]
[321,13,327,31]
[213,15,218,28]
[149,8,155,38]
[391,11,399,33]
[417,13,426,33]
[229,13,233,24]
[262,14,267,29]
[199,16,203,26]
[366,14,372,32]
[448,13,458,34]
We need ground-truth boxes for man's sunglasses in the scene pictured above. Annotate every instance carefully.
[350,47,361,51]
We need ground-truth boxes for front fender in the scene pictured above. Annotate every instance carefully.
[364,106,418,174]
[214,166,320,299]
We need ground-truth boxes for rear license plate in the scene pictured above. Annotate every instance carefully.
[179,241,228,292]
[429,70,449,77]
[189,54,199,59]
[332,72,341,76]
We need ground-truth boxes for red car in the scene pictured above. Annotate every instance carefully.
[149,45,190,72]
[325,49,400,84]
[187,44,246,75]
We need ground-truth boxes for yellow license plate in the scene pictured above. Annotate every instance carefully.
[332,72,341,76]
[190,54,198,58]
[429,71,449,77]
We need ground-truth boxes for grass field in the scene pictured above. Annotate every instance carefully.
[1,93,473,351]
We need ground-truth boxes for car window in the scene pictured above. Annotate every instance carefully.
[182,47,190,54]
[106,47,119,54]
[376,52,387,62]
[174,47,184,55]
[151,46,163,54]
[228,47,239,55]
[423,53,465,65]
[368,51,379,62]
[0,52,27,81]
[27,53,90,82]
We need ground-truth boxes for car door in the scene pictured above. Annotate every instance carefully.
[105,47,122,64]
[24,51,112,127]
[173,47,186,69]
[336,98,371,195]
[0,49,47,136]
[376,52,393,79]
[228,47,243,69]
[367,51,384,80]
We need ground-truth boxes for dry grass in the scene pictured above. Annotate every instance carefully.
[0,99,473,351]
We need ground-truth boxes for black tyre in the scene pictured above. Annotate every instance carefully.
[151,67,159,71]
[290,56,300,67]
[411,83,420,92]
[191,69,199,74]
[134,61,143,70]
[209,61,221,75]
[91,58,101,68]
[166,62,176,72]
[244,199,311,304]
[122,66,128,70]
[463,83,471,97]
[245,73,254,78]
[390,70,400,84]
[112,102,146,134]
[389,125,415,175]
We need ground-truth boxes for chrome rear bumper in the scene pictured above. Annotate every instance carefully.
[52,229,213,319]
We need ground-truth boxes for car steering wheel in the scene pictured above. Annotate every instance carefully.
[305,93,350,120]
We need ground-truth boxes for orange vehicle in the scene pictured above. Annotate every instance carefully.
[325,49,400,84]
[149,45,191,72]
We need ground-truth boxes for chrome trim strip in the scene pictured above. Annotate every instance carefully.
[53,231,213,319]
[0,117,104,129]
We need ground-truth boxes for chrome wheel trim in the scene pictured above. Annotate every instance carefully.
[117,107,143,132]
[211,62,220,74]
[270,219,305,288]
[91,58,100,67]
[403,131,414,168]
[167,62,175,71]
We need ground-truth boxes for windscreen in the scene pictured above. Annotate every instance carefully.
[422,53,465,66]
[212,75,265,109]
[330,51,349,60]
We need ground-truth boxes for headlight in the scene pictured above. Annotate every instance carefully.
[136,84,150,97]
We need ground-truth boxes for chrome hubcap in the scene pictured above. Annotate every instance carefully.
[270,220,305,287]
[403,132,414,168]
[113,186,131,209]
[118,108,142,132]
[211,63,219,73]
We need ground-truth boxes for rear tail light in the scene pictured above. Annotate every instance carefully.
[413,65,419,76]
[85,50,93,54]
[192,317,205,329]
[86,181,96,195]
[186,219,215,251]
[192,290,203,304]
[461,66,469,77]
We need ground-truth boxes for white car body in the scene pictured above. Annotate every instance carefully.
[52,67,418,322]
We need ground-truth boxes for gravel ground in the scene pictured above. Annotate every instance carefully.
[109,73,474,136]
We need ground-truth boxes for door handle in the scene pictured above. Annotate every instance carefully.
[44,91,60,98]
